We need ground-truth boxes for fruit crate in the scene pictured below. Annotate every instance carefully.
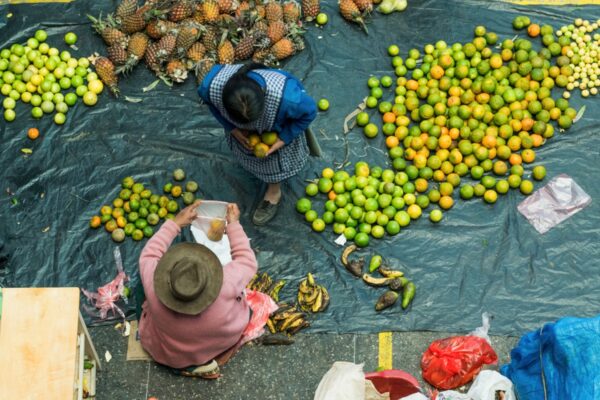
[192,200,228,241]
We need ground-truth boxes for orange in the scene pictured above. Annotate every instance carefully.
[248,134,261,147]
[430,65,445,79]
[261,131,279,145]
[436,149,449,162]
[438,195,454,210]
[116,216,127,228]
[112,198,124,208]
[493,160,508,175]
[253,143,270,158]
[396,115,410,126]
[328,190,336,201]
[415,178,428,192]
[507,136,521,151]
[385,136,399,149]
[322,167,335,179]
[406,80,419,91]
[531,134,544,147]
[438,135,452,149]
[482,135,497,149]
[89,215,102,229]
[449,128,460,140]
[433,170,446,182]
[27,127,40,140]
[112,208,124,219]
[439,54,454,69]
[413,154,427,169]
[521,118,534,131]
[488,147,497,160]
[171,185,183,197]
[527,23,540,37]
[521,149,535,163]
[382,112,396,124]
[404,148,416,160]
[509,153,522,165]
[407,204,422,219]
[105,219,118,233]
[100,205,113,216]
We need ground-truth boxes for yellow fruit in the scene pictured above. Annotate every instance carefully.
[261,131,278,146]
[88,79,104,94]
[253,143,269,158]
[248,134,261,147]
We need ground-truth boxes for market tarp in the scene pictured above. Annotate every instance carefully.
[0,0,599,335]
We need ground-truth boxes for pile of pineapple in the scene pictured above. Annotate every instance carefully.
[89,0,320,95]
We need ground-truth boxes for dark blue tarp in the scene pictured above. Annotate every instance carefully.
[501,314,600,400]
[0,0,599,334]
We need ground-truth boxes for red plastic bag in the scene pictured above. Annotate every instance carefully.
[421,313,498,390]
[241,289,278,341]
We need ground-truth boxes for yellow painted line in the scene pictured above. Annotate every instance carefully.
[2,0,73,4]
[503,0,600,4]
[378,331,393,371]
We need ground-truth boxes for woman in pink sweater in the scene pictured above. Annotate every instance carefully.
[138,201,258,378]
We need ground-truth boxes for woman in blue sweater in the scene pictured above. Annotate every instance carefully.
[198,63,317,226]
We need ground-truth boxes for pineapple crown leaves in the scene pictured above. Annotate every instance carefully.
[284,21,305,37]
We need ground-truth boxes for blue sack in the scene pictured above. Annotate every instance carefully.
[500,314,600,400]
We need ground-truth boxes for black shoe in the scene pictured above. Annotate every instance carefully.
[252,200,279,226]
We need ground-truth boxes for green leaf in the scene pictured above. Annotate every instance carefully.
[124,96,143,103]
[574,105,586,123]
[143,79,160,92]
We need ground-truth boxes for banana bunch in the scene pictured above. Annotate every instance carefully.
[247,272,286,302]
[297,273,330,313]
[266,303,310,336]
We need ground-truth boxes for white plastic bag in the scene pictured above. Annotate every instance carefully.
[314,362,365,400]
[469,312,492,344]
[466,370,515,400]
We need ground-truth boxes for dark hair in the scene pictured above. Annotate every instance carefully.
[222,63,267,124]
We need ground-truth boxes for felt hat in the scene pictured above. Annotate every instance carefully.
[153,242,223,315]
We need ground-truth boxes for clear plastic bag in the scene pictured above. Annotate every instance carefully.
[517,174,592,234]
[192,200,228,242]
[314,362,366,400]
[421,313,498,390]
[466,370,515,400]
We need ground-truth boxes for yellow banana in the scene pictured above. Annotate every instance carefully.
[307,272,315,287]
[311,287,323,313]
[266,318,277,334]
[279,312,304,331]
[318,286,330,312]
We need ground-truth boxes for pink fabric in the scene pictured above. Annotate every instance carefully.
[138,219,258,369]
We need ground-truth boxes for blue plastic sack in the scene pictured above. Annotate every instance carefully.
[500,314,600,400]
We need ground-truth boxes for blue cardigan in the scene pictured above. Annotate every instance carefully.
[198,65,317,145]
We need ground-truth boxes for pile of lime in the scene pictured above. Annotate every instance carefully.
[297,17,584,247]
[0,30,101,125]
[89,169,200,243]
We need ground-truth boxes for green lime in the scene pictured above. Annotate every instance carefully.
[64,32,78,45]
[317,98,329,111]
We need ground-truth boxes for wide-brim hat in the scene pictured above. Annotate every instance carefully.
[154,242,223,315]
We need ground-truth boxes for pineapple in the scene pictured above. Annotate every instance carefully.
[192,4,206,23]
[217,0,234,14]
[202,25,219,52]
[202,0,220,23]
[186,42,207,62]
[107,44,129,66]
[338,0,367,33]
[234,34,255,61]
[265,1,283,22]
[145,19,177,39]
[175,26,200,56]
[94,57,120,96]
[117,32,149,73]
[235,1,251,17]
[166,59,188,82]
[169,0,194,22]
[282,0,301,23]
[156,33,177,60]
[116,0,138,20]
[301,0,319,21]
[270,36,300,60]
[255,4,266,19]
[266,20,287,44]
[144,41,162,72]
[88,14,129,48]
[120,12,147,34]
[195,57,216,84]
[352,0,372,13]
[252,48,270,63]
[217,33,235,64]
[253,19,269,34]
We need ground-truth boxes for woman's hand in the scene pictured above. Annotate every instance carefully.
[265,138,285,156]
[231,128,252,150]
[226,203,240,224]
[173,200,202,228]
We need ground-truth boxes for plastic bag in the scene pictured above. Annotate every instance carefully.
[517,174,592,234]
[421,313,498,390]
[241,289,279,342]
[467,370,515,400]
[81,247,129,321]
[500,313,600,400]
[314,361,365,400]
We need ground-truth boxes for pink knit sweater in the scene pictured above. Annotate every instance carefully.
[138,219,258,368]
